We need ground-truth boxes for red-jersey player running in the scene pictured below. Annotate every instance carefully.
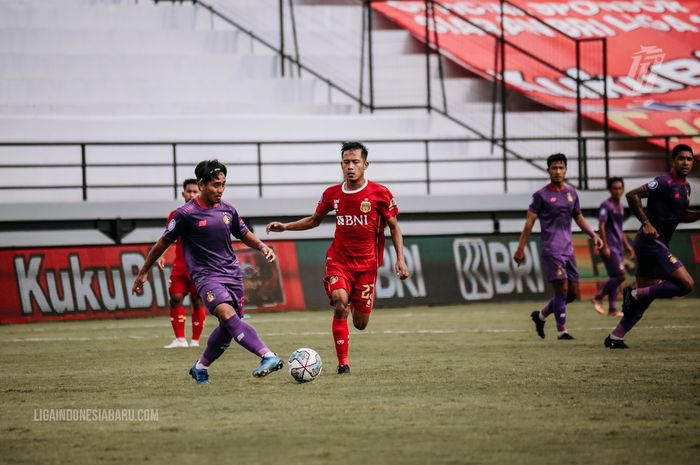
[265,142,409,374]
[159,178,207,349]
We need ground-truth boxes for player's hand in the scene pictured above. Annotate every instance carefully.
[513,247,526,266]
[592,234,604,250]
[625,243,635,257]
[131,271,148,295]
[601,246,610,259]
[156,257,165,270]
[261,246,276,262]
[642,221,659,239]
[265,222,286,234]
[395,259,409,280]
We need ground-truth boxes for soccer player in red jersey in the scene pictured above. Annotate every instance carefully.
[159,179,208,349]
[265,142,409,374]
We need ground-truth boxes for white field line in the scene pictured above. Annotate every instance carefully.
[0,325,697,343]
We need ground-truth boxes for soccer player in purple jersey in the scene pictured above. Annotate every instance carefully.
[514,153,603,340]
[605,144,699,349]
[131,160,284,383]
[591,177,634,317]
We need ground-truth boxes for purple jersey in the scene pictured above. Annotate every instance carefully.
[642,173,691,245]
[162,198,249,286]
[529,183,581,256]
[598,198,624,253]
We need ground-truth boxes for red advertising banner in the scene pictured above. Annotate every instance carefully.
[373,1,700,150]
[0,242,304,324]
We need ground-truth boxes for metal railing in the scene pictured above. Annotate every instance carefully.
[0,134,692,201]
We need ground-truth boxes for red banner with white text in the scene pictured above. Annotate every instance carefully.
[0,242,304,324]
[373,0,700,150]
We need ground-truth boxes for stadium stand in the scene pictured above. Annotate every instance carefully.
[0,0,697,246]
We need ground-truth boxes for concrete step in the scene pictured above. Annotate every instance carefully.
[0,77,325,104]
[0,53,281,79]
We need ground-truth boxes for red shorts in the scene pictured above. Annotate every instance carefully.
[324,264,377,314]
[169,270,198,296]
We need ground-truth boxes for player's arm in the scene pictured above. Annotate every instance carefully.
[132,237,173,294]
[575,213,604,249]
[265,211,326,233]
[387,215,409,280]
[681,208,700,223]
[626,185,658,238]
[598,216,610,258]
[513,210,537,266]
[240,230,276,262]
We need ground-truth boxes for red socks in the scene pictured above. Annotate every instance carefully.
[332,317,349,366]
[169,306,186,338]
[191,307,207,341]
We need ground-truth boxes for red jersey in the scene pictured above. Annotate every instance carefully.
[166,210,188,276]
[315,180,398,271]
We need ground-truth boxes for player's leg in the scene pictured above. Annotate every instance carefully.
[350,271,376,331]
[164,281,187,348]
[633,265,693,301]
[554,278,574,339]
[530,255,567,339]
[324,269,353,374]
[593,254,624,316]
[189,280,207,347]
[605,276,658,349]
[190,283,281,383]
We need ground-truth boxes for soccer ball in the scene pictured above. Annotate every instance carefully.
[288,348,322,383]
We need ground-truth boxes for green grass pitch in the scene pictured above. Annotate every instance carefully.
[1,299,698,465]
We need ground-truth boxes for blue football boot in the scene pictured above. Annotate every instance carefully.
[252,354,283,378]
[189,361,209,385]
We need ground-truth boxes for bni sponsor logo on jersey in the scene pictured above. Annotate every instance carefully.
[453,238,544,301]
[336,214,368,226]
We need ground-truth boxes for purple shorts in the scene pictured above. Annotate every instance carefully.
[603,249,626,277]
[634,234,683,279]
[542,254,579,282]
[197,280,245,315]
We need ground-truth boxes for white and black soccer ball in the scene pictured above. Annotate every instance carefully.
[288,348,322,383]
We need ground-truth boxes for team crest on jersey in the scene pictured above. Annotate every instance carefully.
[222,212,231,225]
[647,180,658,190]
[389,198,397,208]
[206,291,215,303]
[360,198,372,213]
[329,276,339,285]
[669,255,678,264]
[333,199,340,210]
[566,192,573,203]
[167,219,176,231]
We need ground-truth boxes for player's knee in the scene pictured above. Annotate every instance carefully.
[333,301,350,319]
[353,320,368,331]
[169,297,183,307]
[679,276,694,295]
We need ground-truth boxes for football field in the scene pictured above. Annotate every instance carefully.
[1,300,698,465]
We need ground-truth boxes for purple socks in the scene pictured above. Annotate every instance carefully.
[636,281,688,301]
[595,276,623,310]
[200,314,270,367]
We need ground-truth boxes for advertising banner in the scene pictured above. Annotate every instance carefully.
[372,1,700,150]
[0,241,304,324]
[1,231,698,323]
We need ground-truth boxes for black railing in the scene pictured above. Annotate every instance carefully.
[0,134,693,201]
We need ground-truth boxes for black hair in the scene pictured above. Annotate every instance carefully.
[671,144,693,159]
[606,176,624,190]
[182,178,197,190]
[546,153,567,168]
[341,141,368,160]
[195,159,227,184]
